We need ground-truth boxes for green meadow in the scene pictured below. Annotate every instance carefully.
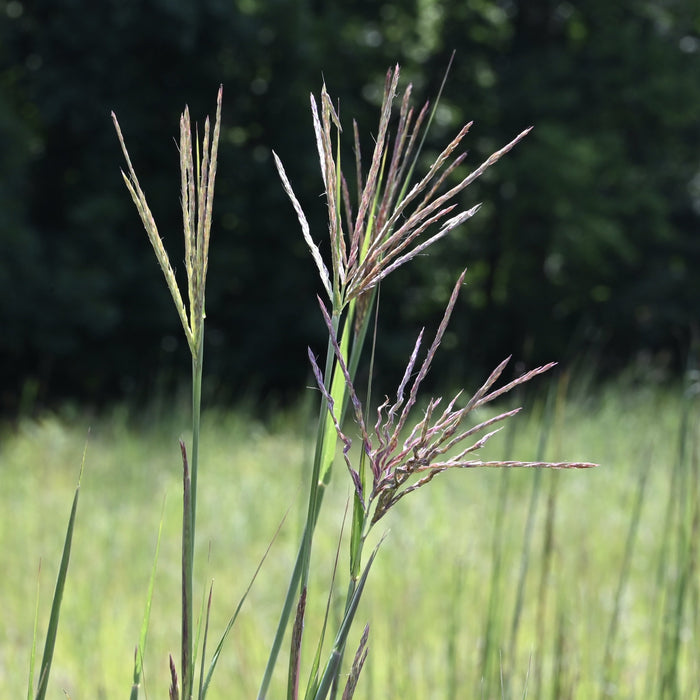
[3,377,698,698]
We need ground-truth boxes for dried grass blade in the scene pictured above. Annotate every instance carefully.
[341,625,370,700]
[289,587,307,700]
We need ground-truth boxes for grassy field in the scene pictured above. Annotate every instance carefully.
[1,377,698,698]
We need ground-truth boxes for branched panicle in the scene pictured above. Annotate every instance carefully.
[278,64,531,314]
[310,270,596,527]
[296,62,596,544]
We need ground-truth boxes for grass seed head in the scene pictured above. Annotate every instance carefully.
[278,64,531,313]
[113,86,223,358]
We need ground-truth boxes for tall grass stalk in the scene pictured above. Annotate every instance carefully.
[599,452,651,698]
[27,562,41,700]
[446,560,465,700]
[113,86,222,699]
[478,413,518,694]
[271,64,594,698]
[655,377,699,698]
[504,400,551,692]
[533,375,569,697]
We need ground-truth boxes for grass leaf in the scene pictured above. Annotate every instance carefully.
[196,583,214,700]
[203,509,288,698]
[34,438,87,700]
[130,497,166,700]
[313,535,386,700]
[26,561,41,700]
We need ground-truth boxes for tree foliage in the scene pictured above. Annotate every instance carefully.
[1,0,699,410]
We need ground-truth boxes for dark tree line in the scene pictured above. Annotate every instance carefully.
[1,0,699,412]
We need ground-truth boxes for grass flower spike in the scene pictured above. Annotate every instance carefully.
[111,87,222,357]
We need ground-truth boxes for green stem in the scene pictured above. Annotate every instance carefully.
[183,334,204,700]
[191,340,203,531]
[259,281,378,699]
[260,302,363,698]
[258,332,336,699]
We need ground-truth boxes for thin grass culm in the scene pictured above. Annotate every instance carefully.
[112,86,222,700]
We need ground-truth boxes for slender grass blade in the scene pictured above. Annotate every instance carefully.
[203,509,288,698]
[197,583,213,700]
[130,498,166,700]
[35,440,87,700]
[313,535,385,700]
[26,561,41,700]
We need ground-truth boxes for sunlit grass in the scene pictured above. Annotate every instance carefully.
[2,380,696,697]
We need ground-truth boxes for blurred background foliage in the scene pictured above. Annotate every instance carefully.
[1,0,699,412]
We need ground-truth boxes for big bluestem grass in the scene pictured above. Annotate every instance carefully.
[107,64,596,699]
[270,64,595,698]
[113,87,222,700]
